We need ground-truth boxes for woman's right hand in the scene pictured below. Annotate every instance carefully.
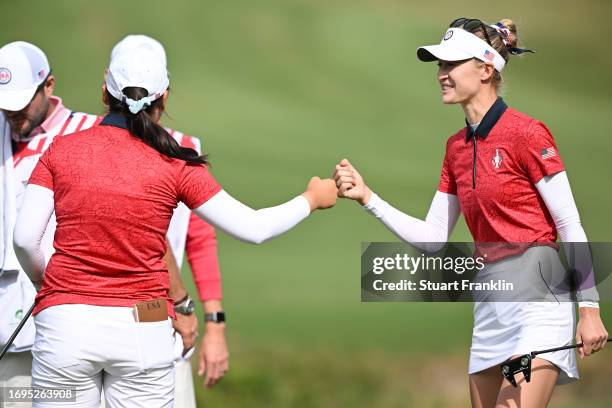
[333,159,371,205]
[302,177,338,212]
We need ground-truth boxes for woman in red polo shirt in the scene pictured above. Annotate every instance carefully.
[13,45,336,407]
[334,18,607,407]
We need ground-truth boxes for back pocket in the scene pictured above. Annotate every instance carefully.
[135,319,175,371]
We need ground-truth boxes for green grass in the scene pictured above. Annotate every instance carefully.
[4,0,612,406]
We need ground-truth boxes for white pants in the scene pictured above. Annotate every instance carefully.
[171,331,196,407]
[0,351,33,408]
[99,332,196,408]
[101,360,196,408]
[32,304,175,408]
[173,360,196,408]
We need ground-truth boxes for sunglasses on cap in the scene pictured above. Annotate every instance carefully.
[449,18,493,48]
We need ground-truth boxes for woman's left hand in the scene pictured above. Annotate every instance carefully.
[576,307,608,358]
[198,323,229,388]
[173,312,198,355]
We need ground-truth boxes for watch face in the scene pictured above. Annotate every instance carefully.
[184,299,195,313]
[175,299,195,315]
[205,311,225,323]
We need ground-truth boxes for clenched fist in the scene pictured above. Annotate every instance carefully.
[333,159,371,205]
[302,177,338,212]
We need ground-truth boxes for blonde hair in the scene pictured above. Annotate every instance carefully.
[472,18,520,89]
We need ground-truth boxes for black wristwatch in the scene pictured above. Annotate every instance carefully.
[204,311,226,323]
[174,294,195,315]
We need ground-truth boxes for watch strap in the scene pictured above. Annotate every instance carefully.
[173,295,195,315]
[173,294,189,306]
[204,311,225,323]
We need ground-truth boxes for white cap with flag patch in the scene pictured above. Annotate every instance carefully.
[0,41,50,111]
[417,28,506,72]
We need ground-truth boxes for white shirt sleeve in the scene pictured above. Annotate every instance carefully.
[13,184,54,282]
[535,171,599,308]
[362,191,460,252]
[193,190,311,245]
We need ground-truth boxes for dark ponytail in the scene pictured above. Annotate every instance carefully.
[106,87,209,165]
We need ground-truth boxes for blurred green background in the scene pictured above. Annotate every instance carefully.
[5,0,611,406]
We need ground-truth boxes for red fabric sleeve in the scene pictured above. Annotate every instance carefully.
[186,212,222,301]
[437,144,457,194]
[28,145,55,190]
[517,121,565,184]
[177,164,222,209]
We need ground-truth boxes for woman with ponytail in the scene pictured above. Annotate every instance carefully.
[334,18,607,407]
[12,44,337,407]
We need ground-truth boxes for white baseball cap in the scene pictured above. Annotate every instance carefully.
[105,44,169,114]
[417,28,506,72]
[110,35,167,67]
[0,41,51,111]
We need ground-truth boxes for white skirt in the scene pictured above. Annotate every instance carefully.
[468,246,579,384]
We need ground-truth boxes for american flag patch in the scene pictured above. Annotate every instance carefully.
[541,147,556,159]
[483,50,495,61]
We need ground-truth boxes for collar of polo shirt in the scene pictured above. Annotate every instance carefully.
[465,97,508,141]
[417,27,506,73]
[100,111,129,129]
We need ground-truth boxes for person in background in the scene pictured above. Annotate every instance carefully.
[109,35,230,406]
[0,41,102,408]
[0,39,221,408]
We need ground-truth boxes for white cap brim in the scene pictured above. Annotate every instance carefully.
[416,28,506,72]
[417,45,474,63]
[0,85,37,111]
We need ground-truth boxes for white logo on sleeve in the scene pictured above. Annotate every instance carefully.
[492,149,503,169]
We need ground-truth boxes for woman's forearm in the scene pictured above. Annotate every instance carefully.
[13,184,55,282]
[363,190,460,252]
[536,171,599,307]
[193,190,311,244]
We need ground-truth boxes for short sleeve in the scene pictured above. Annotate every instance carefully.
[517,121,565,184]
[28,147,54,191]
[438,146,457,195]
[177,164,222,209]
